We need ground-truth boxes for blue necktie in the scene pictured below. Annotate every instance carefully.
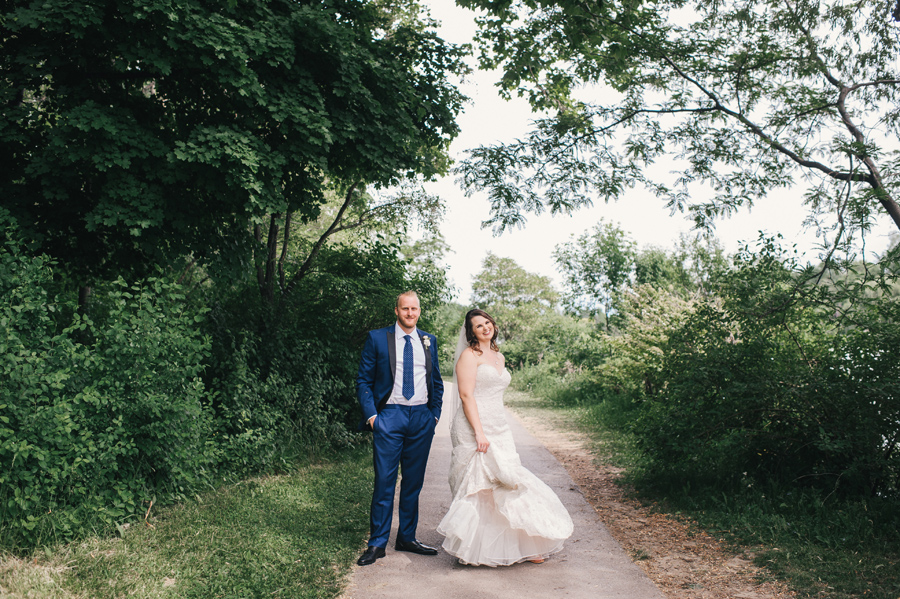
[402,335,414,399]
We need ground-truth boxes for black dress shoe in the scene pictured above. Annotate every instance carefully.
[395,539,438,555]
[357,545,386,566]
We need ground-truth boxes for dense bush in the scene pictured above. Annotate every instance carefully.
[203,287,362,474]
[508,235,899,502]
[628,241,900,497]
[0,227,453,551]
[0,234,215,548]
[502,311,600,370]
[203,240,449,472]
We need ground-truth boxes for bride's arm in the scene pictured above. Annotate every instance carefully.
[456,349,490,453]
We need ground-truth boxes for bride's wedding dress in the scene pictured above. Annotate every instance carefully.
[437,364,574,566]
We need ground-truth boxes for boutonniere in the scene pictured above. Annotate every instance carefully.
[421,336,431,349]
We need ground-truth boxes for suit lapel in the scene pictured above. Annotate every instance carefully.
[387,326,396,381]
[419,330,432,375]
[418,329,433,402]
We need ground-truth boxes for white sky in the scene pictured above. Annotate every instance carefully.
[419,0,898,302]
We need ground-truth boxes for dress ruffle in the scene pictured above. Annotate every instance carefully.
[437,366,573,567]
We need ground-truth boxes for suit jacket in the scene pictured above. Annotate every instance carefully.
[356,324,443,429]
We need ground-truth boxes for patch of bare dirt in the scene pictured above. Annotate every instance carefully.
[507,401,797,599]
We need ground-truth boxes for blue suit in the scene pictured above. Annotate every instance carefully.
[357,324,443,548]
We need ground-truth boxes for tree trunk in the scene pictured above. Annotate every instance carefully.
[77,285,92,315]
[260,215,280,305]
[278,213,292,292]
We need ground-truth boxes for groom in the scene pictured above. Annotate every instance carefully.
[356,290,444,566]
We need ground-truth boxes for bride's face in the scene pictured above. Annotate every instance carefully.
[470,315,494,343]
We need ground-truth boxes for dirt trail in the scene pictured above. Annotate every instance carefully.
[506,392,797,599]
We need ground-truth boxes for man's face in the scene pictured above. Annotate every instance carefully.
[395,295,421,332]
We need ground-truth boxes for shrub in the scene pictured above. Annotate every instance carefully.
[203,240,442,471]
[503,311,600,370]
[0,232,214,549]
[631,240,900,497]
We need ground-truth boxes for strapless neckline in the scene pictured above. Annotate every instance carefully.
[477,362,508,377]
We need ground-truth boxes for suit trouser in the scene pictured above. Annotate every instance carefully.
[369,404,436,548]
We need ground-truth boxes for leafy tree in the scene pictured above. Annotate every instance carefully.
[1,0,466,289]
[671,234,729,294]
[401,229,454,279]
[502,310,598,369]
[470,252,559,342]
[456,0,900,242]
[553,220,636,330]
[554,220,730,335]
[633,234,729,295]
[601,283,694,399]
[252,182,447,305]
[633,247,681,289]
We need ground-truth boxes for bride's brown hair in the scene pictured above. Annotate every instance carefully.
[464,309,499,355]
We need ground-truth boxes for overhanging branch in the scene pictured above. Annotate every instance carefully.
[283,179,363,297]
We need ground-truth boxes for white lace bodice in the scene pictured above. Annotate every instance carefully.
[461,364,510,434]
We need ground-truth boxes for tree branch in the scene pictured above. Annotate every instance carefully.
[834,84,900,229]
[846,79,900,91]
[656,52,876,185]
[779,0,900,230]
[283,179,363,297]
[329,196,412,235]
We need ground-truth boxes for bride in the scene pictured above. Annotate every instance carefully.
[437,309,574,566]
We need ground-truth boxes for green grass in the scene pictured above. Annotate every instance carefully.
[675,487,900,599]
[509,370,900,599]
[0,446,373,599]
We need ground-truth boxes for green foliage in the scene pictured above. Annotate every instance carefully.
[511,361,602,408]
[599,284,694,401]
[431,301,467,375]
[633,247,681,288]
[1,447,373,599]
[471,252,559,342]
[502,311,599,370]
[1,0,467,282]
[625,237,900,498]
[0,231,214,549]
[670,234,729,295]
[538,222,898,500]
[458,0,900,237]
[204,238,448,472]
[553,224,725,334]
[554,220,636,328]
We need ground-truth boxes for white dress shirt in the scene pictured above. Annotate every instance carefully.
[387,323,428,406]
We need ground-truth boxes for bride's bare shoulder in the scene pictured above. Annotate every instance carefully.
[458,347,478,363]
